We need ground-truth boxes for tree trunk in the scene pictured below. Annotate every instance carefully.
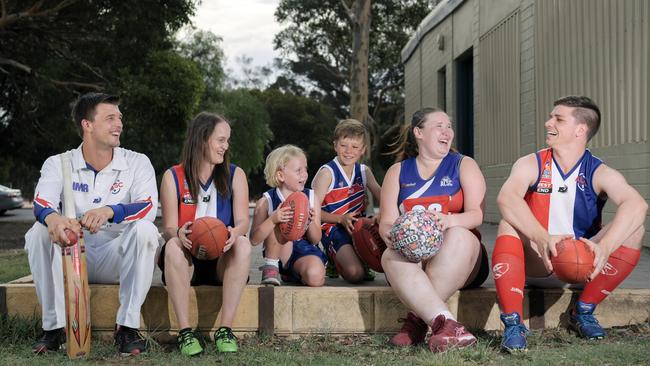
[349,0,371,126]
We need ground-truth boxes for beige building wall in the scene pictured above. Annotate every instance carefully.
[402,0,649,246]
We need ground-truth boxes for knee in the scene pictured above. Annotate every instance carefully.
[164,238,187,264]
[341,265,364,283]
[228,236,252,261]
[302,265,325,287]
[133,220,159,252]
[444,227,478,250]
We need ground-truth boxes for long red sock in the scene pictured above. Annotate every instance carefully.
[492,235,526,316]
[579,245,640,305]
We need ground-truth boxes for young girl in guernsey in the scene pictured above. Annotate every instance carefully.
[312,119,381,283]
[158,112,252,356]
[251,145,326,286]
[379,108,489,353]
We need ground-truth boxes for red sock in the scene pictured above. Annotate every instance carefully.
[492,235,526,316]
[579,245,640,305]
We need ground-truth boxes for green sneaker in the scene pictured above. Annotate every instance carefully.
[214,327,238,353]
[178,329,203,357]
[363,263,375,281]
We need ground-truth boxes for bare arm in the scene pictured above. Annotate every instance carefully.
[378,163,401,245]
[583,164,649,278]
[364,166,382,203]
[230,167,250,238]
[497,154,550,245]
[305,203,322,245]
[250,197,292,246]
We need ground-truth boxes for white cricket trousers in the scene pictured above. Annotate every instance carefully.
[24,220,160,330]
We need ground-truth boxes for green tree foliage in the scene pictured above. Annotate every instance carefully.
[119,50,204,175]
[217,89,273,177]
[274,0,434,177]
[274,0,433,122]
[247,88,338,197]
[0,0,199,197]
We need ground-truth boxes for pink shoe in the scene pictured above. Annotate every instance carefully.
[427,315,476,353]
[389,312,428,346]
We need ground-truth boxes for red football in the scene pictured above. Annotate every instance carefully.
[278,191,310,241]
[551,238,595,284]
[188,217,229,260]
[352,217,386,272]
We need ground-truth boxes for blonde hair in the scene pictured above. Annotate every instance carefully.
[264,145,306,187]
[334,119,369,147]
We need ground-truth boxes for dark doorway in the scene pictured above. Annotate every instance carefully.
[437,66,447,110]
[454,49,474,157]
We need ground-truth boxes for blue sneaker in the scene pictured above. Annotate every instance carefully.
[569,301,605,339]
[500,312,529,352]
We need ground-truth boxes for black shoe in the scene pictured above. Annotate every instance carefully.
[114,325,147,356]
[32,328,66,354]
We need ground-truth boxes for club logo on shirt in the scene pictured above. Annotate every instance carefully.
[541,161,552,179]
[110,180,124,194]
[575,173,587,192]
[439,176,453,187]
[401,182,416,188]
[93,197,102,204]
[73,182,89,192]
[492,263,510,279]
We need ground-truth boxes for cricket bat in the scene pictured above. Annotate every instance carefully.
[61,152,91,358]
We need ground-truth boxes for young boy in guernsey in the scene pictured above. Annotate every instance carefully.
[251,145,326,286]
[311,119,382,283]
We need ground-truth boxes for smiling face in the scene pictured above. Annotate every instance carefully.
[205,120,231,165]
[334,135,366,166]
[278,154,309,192]
[84,103,123,149]
[544,105,587,147]
[414,111,454,158]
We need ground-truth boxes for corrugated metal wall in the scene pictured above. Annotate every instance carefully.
[477,11,521,166]
[535,0,649,147]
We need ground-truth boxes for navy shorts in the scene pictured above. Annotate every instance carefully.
[321,225,353,253]
[279,239,327,283]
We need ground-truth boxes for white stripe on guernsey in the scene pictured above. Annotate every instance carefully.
[195,182,218,219]
[263,191,273,216]
[406,176,436,200]
[360,164,368,186]
[548,162,580,236]
[324,189,364,207]
[333,158,355,187]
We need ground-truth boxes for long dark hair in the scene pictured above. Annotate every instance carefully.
[180,112,231,201]
[388,107,443,162]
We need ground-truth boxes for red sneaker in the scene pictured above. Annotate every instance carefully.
[427,315,476,353]
[389,312,428,346]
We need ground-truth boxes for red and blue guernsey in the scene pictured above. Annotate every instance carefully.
[170,164,236,228]
[525,148,606,239]
[397,152,465,215]
[319,159,367,235]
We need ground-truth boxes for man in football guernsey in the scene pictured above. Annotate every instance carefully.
[158,112,252,356]
[379,108,488,353]
[25,93,160,355]
[493,96,647,352]
[251,145,326,287]
[312,119,381,283]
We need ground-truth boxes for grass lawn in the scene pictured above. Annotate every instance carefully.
[1,315,649,365]
[0,249,29,283]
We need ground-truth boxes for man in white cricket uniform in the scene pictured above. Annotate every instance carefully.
[25,93,160,356]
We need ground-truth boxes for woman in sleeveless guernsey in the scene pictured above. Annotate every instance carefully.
[158,112,252,356]
[379,107,489,353]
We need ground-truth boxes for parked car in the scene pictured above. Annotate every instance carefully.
[0,184,23,215]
